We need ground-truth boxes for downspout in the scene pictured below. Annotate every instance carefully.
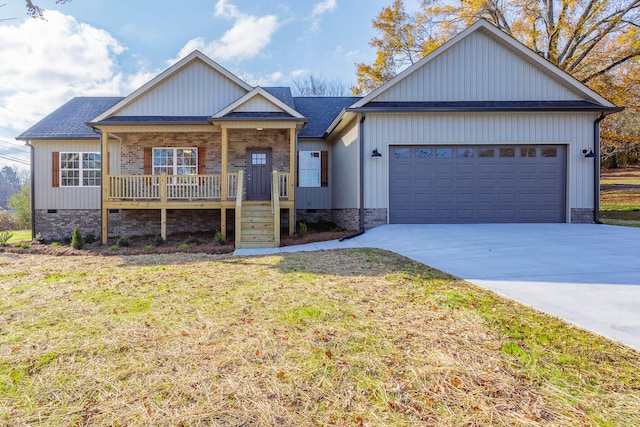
[593,113,605,224]
[26,141,35,240]
[339,113,366,241]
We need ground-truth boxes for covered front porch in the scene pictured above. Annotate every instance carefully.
[97,123,299,247]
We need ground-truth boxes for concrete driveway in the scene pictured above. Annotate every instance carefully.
[235,224,640,351]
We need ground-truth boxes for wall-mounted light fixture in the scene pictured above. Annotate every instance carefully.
[582,149,595,158]
[371,148,382,158]
[256,127,263,131]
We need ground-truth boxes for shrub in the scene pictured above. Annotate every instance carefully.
[143,245,155,251]
[298,221,308,237]
[177,243,189,250]
[8,185,31,229]
[71,227,84,250]
[214,230,225,245]
[84,231,96,244]
[151,235,165,246]
[0,210,18,231]
[35,233,44,244]
[108,245,119,252]
[117,236,130,247]
[185,235,200,245]
[51,242,61,248]
[13,243,30,249]
[0,231,13,246]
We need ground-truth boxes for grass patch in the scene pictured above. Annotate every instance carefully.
[0,250,638,426]
[4,229,30,244]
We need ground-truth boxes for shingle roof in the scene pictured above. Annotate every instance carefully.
[17,97,123,140]
[294,97,360,138]
[263,87,295,109]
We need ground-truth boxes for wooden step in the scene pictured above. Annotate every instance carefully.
[241,221,274,230]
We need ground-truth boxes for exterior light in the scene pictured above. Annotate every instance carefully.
[371,148,382,158]
[582,149,595,158]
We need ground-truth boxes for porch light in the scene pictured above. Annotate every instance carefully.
[582,149,595,158]
[256,127,263,131]
[371,148,382,158]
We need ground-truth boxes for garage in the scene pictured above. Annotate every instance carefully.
[389,145,566,223]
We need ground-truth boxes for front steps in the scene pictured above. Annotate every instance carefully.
[236,201,278,248]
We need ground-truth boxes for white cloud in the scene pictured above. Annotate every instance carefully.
[0,11,149,169]
[172,0,280,64]
[311,0,337,32]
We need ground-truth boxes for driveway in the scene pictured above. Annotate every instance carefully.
[235,224,640,351]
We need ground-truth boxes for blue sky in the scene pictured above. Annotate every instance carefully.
[0,0,422,169]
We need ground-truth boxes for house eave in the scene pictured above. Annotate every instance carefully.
[346,105,624,114]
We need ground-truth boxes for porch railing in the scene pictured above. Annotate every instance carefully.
[277,172,289,200]
[108,174,221,201]
[227,172,239,200]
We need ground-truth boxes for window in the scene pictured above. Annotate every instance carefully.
[59,152,101,187]
[499,148,515,157]
[152,148,197,175]
[457,148,474,158]
[542,147,557,158]
[393,148,411,159]
[521,147,536,158]
[478,147,495,158]
[416,148,432,159]
[436,148,452,159]
[297,150,328,188]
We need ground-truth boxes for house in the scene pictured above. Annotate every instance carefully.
[17,20,621,248]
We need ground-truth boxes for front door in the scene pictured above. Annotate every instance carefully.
[246,148,272,200]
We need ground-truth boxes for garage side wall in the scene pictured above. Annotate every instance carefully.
[364,112,598,221]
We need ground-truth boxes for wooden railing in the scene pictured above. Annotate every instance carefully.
[108,174,221,201]
[235,170,244,245]
[272,170,281,246]
[227,172,239,200]
[277,172,289,200]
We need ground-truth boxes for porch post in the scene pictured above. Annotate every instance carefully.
[161,208,167,241]
[101,129,109,244]
[289,127,296,236]
[221,127,228,239]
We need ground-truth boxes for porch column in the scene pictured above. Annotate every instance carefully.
[221,127,228,239]
[161,208,167,241]
[289,127,296,235]
[101,129,109,244]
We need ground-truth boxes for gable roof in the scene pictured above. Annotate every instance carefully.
[92,50,253,122]
[16,97,123,140]
[293,97,361,138]
[352,19,617,109]
[212,87,305,120]
[263,87,296,109]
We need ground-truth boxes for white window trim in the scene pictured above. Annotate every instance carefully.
[152,147,198,176]
[299,150,321,188]
[60,152,101,187]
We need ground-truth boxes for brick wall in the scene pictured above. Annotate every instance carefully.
[571,208,594,224]
[35,209,101,241]
[109,209,228,237]
[297,208,388,231]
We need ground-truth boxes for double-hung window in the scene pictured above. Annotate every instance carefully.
[298,150,328,188]
[152,148,198,176]
[60,152,101,187]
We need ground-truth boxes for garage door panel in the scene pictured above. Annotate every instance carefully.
[389,144,566,224]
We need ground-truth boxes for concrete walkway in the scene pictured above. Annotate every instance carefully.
[235,224,640,351]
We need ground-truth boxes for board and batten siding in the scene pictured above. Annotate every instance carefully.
[373,30,582,102]
[116,59,248,117]
[295,140,332,210]
[363,112,598,215]
[330,121,359,209]
[235,95,284,113]
[33,139,120,210]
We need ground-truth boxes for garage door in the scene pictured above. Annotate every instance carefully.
[389,145,566,223]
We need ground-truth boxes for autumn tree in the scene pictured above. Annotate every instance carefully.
[354,0,640,165]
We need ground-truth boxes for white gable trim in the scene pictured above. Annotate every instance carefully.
[212,87,305,119]
[91,50,253,122]
[352,20,616,108]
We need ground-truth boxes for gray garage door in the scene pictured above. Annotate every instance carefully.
[389,145,566,223]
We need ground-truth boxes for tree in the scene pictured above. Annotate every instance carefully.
[25,0,70,19]
[0,166,22,210]
[8,184,30,229]
[291,74,351,97]
[354,0,640,165]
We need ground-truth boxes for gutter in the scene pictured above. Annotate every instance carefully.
[339,113,367,241]
[25,141,36,240]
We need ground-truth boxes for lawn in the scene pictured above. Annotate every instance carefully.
[0,250,638,426]
[601,166,640,227]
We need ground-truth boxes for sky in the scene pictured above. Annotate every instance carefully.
[0,0,423,171]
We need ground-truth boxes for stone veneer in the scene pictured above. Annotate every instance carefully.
[570,208,595,224]
[297,208,388,231]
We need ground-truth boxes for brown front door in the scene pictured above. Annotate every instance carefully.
[246,148,272,200]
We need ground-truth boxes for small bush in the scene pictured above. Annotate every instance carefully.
[143,245,155,251]
[214,230,225,245]
[185,235,200,245]
[51,242,61,248]
[298,221,308,237]
[0,231,13,246]
[14,243,30,249]
[177,243,189,250]
[35,233,44,244]
[150,235,165,246]
[71,227,84,250]
[84,231,96,244]
[108,245,119,251]
[117,236,130,247]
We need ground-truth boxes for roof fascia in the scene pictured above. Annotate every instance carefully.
[91,50,253,122]
[212,87,305,119]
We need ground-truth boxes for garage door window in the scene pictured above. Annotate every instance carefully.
[394,148,411,158]
[521,147,536,157]
[500,148,515,157]
[542,147,558,157]
[478,147,495,157]
[436,148,452,158]
[416,148,432,158]
[457,148,474,158]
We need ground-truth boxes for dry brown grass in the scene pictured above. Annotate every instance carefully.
[1,250,638,426]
